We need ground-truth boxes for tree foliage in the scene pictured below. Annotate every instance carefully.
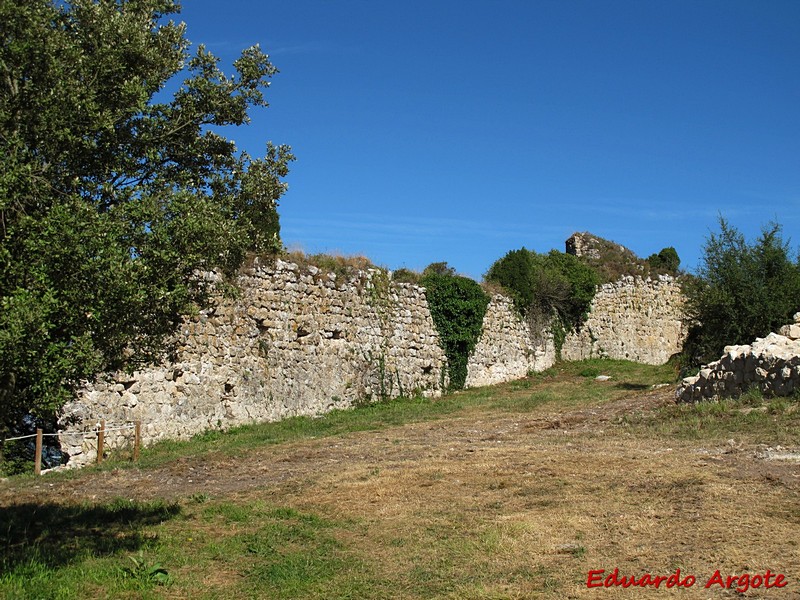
[682,219,800,367]
[0,0,293,430]
[485,248,599,342]
[647,247,680,274]
[421,265,489,390]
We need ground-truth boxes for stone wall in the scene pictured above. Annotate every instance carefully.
[677,314,800,402]
[58,257,688,468]
[465,295,556,387]
[59,260,555,468]
[565,232,603,260]
[59,260,450,467]
[561,275,685,365]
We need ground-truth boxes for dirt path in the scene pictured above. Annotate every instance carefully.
[3,388,797,504]
[3,387,800,598]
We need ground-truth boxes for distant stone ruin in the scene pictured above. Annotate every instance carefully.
[677,313,800,402]
[565,231,657,283]
[566,232,629,261]
[562,232,685,364]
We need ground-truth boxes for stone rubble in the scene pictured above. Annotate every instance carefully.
[676,312,800,403]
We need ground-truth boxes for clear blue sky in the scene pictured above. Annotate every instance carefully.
[177,0,799,279]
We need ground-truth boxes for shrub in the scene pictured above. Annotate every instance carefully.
[421,264,490,390]
[391,268,422,285]
[647,247,681,274]
[485,248,599,353]
[681,219,800,368]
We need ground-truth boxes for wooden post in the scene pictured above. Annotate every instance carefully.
[133,421,141,462]
[97,420,105,465]
[34,429,43,476]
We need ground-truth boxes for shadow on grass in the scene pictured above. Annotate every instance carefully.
[0,499,181,571]
[615,382,651,391]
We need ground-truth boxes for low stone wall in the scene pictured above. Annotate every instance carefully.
[465,295,556,388]
[561,275,685,365]
[677,314,800,403]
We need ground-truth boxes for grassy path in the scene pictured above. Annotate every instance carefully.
[1,360,799,599]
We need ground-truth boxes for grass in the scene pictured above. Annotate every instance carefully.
[1,359,799,599]
[0,498,181,599]
[625,385,800,444]
[96,358,674,471]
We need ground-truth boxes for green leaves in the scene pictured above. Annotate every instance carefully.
[0,0,293,428]
[421,266,490,390]
[485,248,599,338]
[122,551,171,586]
[647,247,680,274]
[682,219,800,367]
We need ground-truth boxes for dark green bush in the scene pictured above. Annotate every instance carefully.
[647,247,681,274]
[682,219,800,368]
[421,265,489,390]
[485,248,599,343]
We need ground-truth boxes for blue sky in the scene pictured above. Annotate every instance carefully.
[176,0,799,279]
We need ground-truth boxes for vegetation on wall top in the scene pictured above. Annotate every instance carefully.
[484,248,599,353]
[568,233,681,282]
[647,247,681,274]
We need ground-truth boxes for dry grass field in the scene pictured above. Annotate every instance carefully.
[1,359,798,599]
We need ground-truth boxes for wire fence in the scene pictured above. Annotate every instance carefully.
[1,420,143,476]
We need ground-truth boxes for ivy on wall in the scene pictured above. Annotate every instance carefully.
[421,265,490,390]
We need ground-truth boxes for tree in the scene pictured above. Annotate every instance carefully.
[647,247,680,274]
[682,219,800,367]
[485,248,598,327]
[0,0,294,433]
[485,248,599,355]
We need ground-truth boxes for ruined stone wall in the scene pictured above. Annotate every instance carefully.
[58,258,688,468]
[561,275,685,365]
[59,261,556,468]
[465,295,556,387]
[566,232,603,260]
[677,314,800,402]
[59,260,450,467]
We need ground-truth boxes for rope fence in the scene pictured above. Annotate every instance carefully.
[1,420,142,476]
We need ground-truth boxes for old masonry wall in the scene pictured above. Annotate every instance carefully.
[59,260,555,467]
[58,262,687,468]
[561,275,686,365]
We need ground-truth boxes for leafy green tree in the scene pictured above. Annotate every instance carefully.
[682,219,800,367]
[485,248,599,333]
[0,0,293,433]
[647,247,680,274]
[421,265,489,390]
